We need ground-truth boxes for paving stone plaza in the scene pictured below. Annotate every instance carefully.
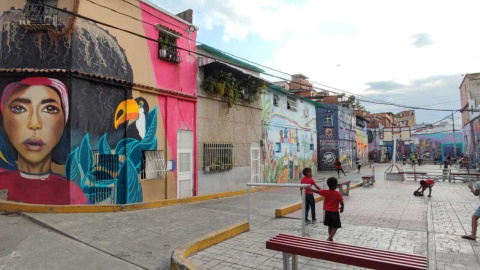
[191,164,480,270]
[2,163,480,270]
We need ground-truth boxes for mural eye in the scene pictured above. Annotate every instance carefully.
[42,105,60,114]
[10,105,26,114]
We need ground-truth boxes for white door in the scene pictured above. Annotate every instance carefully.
[177,130,193,198]
[251,147,261,183]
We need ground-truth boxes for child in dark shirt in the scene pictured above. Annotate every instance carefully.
[313,177,344,241]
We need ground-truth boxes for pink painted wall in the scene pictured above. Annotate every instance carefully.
[140,2,197,95]
[140,2,198,196]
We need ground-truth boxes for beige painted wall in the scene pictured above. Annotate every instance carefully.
[1,0,76,16]
[77,0,156,87]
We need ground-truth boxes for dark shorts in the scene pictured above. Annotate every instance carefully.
[324,211,342,228]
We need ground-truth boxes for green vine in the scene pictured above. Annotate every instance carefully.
[202,70,266,112]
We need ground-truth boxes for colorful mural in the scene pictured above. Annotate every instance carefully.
[411,132,463,158]
[0,2,197,205]
[261,88,317,183]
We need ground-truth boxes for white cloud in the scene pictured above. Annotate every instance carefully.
[152,0,480,123]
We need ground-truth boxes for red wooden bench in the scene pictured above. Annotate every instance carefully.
[449,172,480,183]
[361,175,374,187]
[337,180,351,196]
[266,234,427,270]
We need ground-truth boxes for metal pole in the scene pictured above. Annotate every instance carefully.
[247,186,251,223]
[452,111,457,159]
[392,136,397,165]
[301,188,306,237]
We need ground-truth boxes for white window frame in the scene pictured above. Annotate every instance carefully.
[287,96,297,111]
[273,94,279,107]
[324,114,333,127]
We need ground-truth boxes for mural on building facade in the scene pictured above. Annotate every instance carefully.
[0,8,172,205]
[356,128,368,163]
[318,127,338,170]
[261,90,317,183]
[411,133,463,157]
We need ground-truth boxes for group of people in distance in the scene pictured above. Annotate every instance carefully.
[300,167,480,242]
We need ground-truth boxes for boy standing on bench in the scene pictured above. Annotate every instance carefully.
[314,177,344,241]
[300,168,321,224]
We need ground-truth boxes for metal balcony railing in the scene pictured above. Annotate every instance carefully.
[19,1,58,30]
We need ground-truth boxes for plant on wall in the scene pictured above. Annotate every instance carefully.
[202,70,266,111]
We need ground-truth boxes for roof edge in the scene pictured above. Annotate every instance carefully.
[140,0,199,30]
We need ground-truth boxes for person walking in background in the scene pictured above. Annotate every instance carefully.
[334,158,346,178]
[300,168,321,224]
[355,158,362,173]
[369,154,374,168]
[433,154,437,165]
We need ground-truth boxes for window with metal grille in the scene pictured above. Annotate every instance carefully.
[324,114,333,127]
[204,143,234,172]
[158,29,180,63]
[287,96,297,111]
[141,150,167,180]
[21,0,58,29]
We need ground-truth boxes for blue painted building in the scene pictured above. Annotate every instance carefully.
[261,85,320,183]
[316,104,356,170]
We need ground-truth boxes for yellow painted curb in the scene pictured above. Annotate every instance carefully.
[275,182,364,217]
[0,187,276,214]
[170,221,250,270]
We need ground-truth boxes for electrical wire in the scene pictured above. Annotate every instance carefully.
[37,1,477,113]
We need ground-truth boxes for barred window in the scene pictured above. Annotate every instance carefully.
[141,150,167,180]
[158,27,181,63]
[204,143,234,172]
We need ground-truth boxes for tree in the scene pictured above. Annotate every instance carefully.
[347,95,366,110]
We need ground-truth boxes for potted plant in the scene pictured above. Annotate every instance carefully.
[203,76,217,93]
[159,35,167,58]
[215,81,226,95]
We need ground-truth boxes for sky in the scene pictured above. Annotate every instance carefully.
[152,0,480,125]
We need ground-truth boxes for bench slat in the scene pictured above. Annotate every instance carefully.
[267,241,426,270]
[267,234,427,270]
[276,234,426,259]
[269,238,426,266]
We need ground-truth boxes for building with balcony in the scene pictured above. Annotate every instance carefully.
[0,0,198,205]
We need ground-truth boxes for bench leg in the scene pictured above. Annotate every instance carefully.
[363,178,369,187]
[282,252,290,270]
[292,255,298,270]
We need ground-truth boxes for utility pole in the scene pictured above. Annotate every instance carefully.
[452,111,457,158]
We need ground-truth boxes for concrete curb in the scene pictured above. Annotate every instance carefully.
[0,187,275,214]
[170,221,250,270]
[275,181,364,217]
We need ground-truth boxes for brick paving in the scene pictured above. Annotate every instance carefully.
[191,164,480,270]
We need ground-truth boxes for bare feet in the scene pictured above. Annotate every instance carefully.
[327,238,333,241]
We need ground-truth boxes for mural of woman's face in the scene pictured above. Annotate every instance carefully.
[2,85,65,166]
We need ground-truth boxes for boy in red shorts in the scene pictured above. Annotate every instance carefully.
[315,177,344,241]
[416,179,435,197]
